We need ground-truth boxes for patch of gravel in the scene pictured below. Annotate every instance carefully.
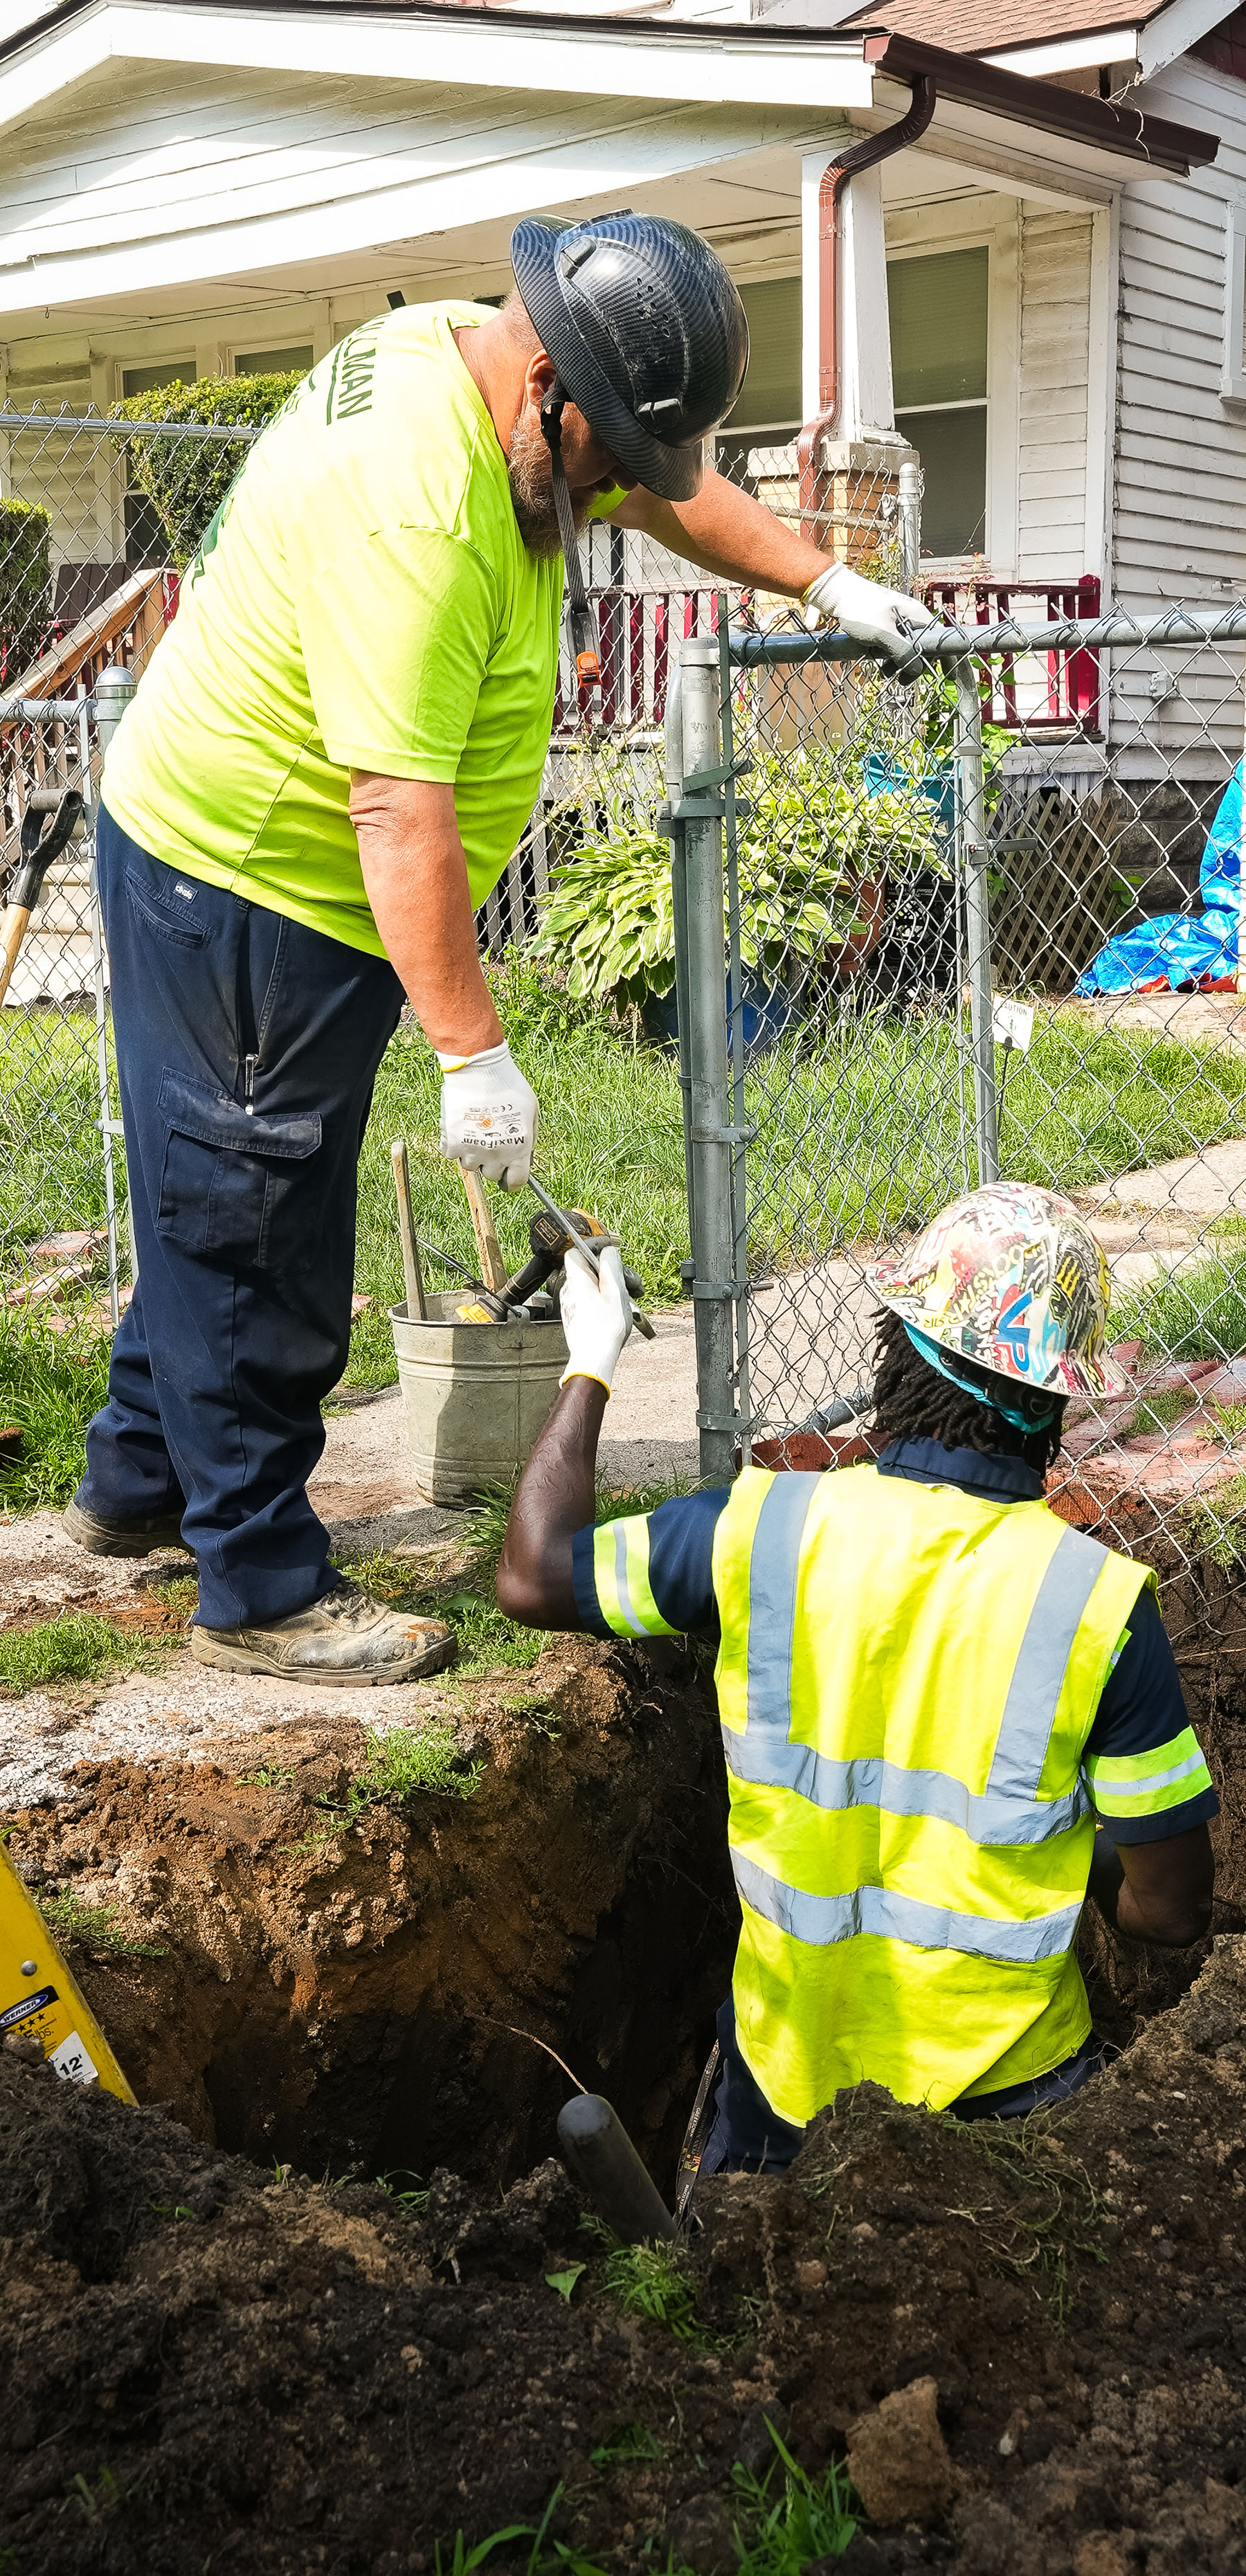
[0,1658,480,1810]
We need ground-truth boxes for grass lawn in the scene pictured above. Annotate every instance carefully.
[745,1011,1246,1263]
[5,967,1246,1502]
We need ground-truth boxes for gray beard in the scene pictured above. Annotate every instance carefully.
[507,411,593,559]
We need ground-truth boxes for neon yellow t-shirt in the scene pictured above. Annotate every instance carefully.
[102,303,593,956]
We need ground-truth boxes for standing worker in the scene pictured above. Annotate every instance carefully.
[498,1185,1217,2161]
[66,213,937,1684]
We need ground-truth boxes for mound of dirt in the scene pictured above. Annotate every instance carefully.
[4,1634,736,2186]
[4,1939,1246,2576]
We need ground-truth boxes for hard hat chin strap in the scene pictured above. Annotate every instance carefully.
[540,380,601,691]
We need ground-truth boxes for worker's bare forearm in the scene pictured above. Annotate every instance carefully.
[497,1377,608,1629]
[350,773,501,1058]
[1090,1823,1214,1948]
[609,471,830,598]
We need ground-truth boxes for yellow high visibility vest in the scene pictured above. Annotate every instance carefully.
[712,1464,1153,2124]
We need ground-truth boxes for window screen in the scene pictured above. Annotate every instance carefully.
[122,361,197,396]
[890,247,988,408]
[890,245,989,558]
[236,345,314,375]
[725,276,801,431]
[894,406,988,557]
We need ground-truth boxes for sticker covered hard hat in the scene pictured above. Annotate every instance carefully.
[870,1182,1126,1398]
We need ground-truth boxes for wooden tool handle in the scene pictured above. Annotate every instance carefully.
[390,1138,426,1320]
[458,1166,506,1292]
[0,906,33,1011]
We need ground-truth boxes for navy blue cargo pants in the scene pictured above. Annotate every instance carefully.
[79,809,404,1629]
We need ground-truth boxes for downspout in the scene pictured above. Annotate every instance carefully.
[797,71,937,532]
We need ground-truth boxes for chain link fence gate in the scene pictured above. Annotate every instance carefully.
[0,404,265,1378]
[665,601,1246,1652]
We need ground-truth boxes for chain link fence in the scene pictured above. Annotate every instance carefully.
[661,595,1246,1651]
[0,402,264,1348]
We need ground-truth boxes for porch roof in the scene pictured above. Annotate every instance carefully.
[0,0,1218,329]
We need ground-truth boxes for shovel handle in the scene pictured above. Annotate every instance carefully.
[390,1139,426,1320]
[458,1166,507,1292]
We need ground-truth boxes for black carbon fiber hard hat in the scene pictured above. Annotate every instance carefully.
[510,212,749,502]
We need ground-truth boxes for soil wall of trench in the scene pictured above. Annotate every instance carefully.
[5,1633,739,2188]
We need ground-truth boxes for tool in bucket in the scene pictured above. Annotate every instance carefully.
[527,1176,656,1340]
[0,788,86,1009]
[389,1139,427,1320]
[1,1836,135,2102]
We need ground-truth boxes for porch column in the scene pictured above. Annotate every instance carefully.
[801,145,896,438]
[800,143,916,568]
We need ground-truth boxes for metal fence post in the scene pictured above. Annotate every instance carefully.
[899,458,921,594]
[953,656,999,1186]
[662,660,696,1261]
[679,638,736,1483]
[90,661,137,1297]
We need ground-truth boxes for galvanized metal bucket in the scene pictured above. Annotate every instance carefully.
[388,1292,568,1506]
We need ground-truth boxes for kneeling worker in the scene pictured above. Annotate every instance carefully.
[498,1183,1216,2165]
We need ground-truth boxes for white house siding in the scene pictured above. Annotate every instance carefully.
[1016,206,1092,588]
[1110,53,1246,771]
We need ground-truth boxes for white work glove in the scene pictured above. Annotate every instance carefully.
[438,1041,539,1191]
[801,564,940,678]
[559,1244,633,1396]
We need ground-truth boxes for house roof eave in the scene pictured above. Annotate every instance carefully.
[0,0,1219,178]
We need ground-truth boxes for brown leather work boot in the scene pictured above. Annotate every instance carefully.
[189,1578,455,1686]
[64,1491,190,1556]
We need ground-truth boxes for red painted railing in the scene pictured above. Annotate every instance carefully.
[921,574,1101,732]
[553,576,1102,737]
[552,587,719,733]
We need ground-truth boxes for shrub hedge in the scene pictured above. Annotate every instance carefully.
[0,498,52,678]
[109,369,306,568]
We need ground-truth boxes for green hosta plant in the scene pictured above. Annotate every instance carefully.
[530,744,945,1014]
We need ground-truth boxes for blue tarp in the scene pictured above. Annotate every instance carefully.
[1075,762,1243,996]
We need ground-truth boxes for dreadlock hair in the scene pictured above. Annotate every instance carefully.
[870,1308,1067,1479]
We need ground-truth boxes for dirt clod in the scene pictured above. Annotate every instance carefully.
[847,2378,962,2527]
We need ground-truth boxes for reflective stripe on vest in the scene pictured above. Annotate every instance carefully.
[723,1473,1108,1848]
[732,1849,1083,1965]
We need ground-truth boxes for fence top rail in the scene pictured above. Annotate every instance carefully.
[725,606,1246,667]
[0,409,260,440]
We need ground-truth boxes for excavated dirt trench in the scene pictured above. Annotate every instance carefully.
[5,1535,1246,2574]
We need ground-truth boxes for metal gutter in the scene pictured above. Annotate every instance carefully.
[0,0,1220,170]
[862,28,1218,168]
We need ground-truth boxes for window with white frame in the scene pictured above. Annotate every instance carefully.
[888,245,989,559]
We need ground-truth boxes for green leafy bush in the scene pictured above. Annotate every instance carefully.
[530,745,945,1014]
[110,370,307,567]
[0,498,51,678]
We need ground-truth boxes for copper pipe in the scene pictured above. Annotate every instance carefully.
[797,74,937,534]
